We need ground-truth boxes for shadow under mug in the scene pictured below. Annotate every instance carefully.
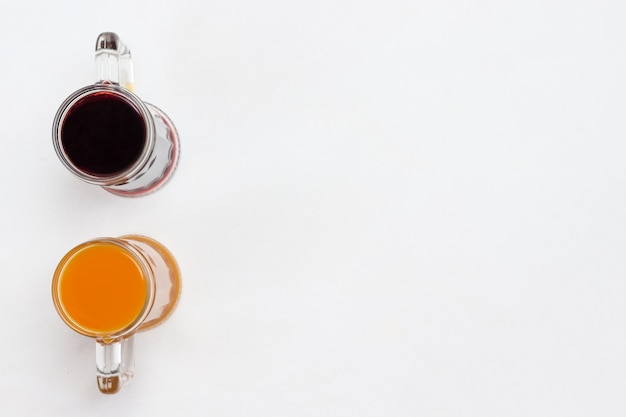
[52,32,179,197]
[52,235,181,394]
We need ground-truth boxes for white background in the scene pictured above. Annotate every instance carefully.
[1,0,625,415]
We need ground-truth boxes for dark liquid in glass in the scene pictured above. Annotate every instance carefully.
[61,92,146,176]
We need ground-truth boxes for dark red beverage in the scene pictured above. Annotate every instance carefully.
[60,92,146,176]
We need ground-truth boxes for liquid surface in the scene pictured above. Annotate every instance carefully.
[56,243,148,334]
[61,92,146,176]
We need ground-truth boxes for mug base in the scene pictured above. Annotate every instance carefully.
[120,234,182,331]
[104,104,180,197]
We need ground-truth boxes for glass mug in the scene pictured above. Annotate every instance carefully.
[52,32,180,197]
[52,235,182,394]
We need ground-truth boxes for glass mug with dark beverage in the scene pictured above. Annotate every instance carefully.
[52,32,179,196]
[52,235,182,394]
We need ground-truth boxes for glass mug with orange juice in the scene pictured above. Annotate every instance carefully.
[52,235,181,394]
[52,32,180,196]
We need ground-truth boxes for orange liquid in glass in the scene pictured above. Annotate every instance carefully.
[56,243,148,334]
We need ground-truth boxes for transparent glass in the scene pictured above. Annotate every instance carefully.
[52,32,179,197]
[52,235,182,394]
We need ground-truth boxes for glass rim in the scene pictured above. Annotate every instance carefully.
[52,83,156,186]
[51,238,156,339]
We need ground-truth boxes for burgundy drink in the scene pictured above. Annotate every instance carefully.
[60,92,147,176]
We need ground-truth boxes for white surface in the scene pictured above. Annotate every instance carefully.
[1,0,626,415]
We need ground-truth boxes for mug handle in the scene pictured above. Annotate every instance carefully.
[96,336,135,394]
[95,32,135,91]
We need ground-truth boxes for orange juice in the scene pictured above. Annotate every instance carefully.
[53,242,149,335]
